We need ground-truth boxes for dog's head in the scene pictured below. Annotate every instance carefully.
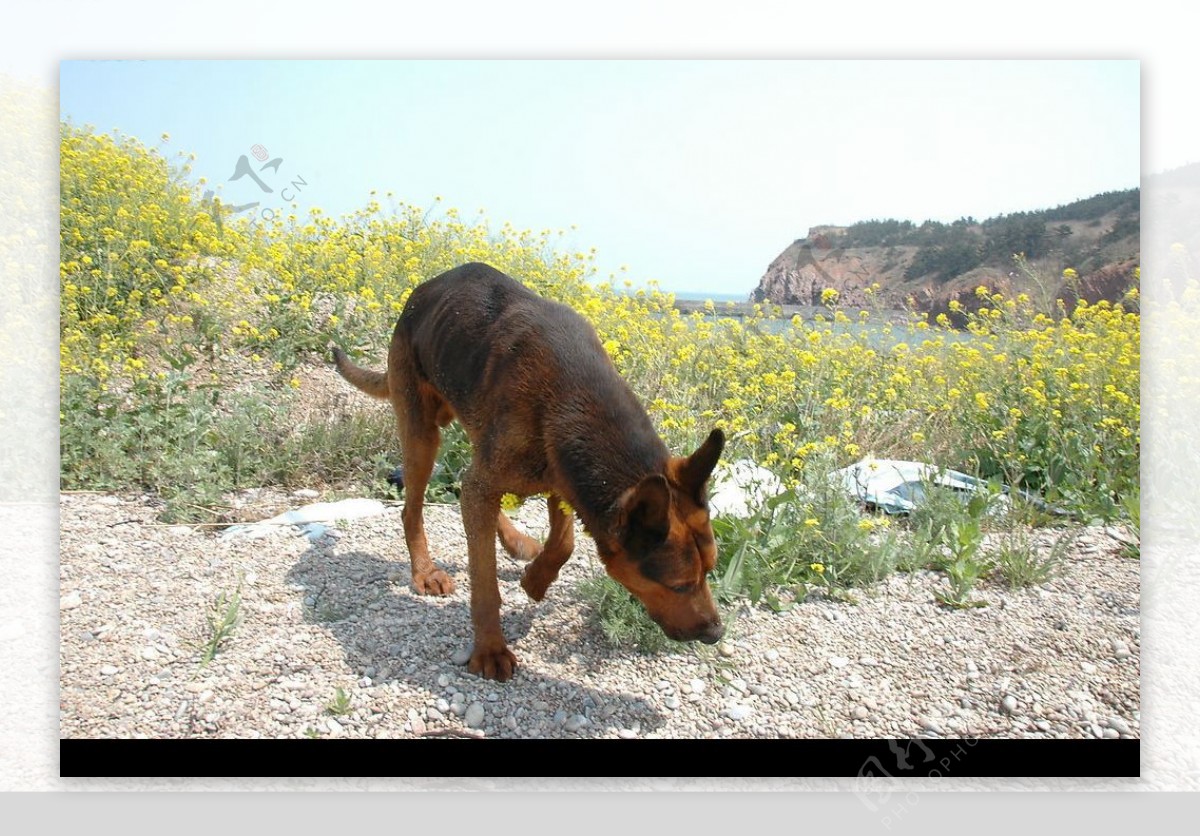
[600,428,726,644]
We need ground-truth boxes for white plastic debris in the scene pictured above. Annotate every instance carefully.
[220,498,387,542]
[828,457,1065,516]
[708,460,786,518]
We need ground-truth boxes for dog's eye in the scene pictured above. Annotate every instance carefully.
[669,583,692,594]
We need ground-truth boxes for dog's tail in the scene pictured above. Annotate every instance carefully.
[331,346,390,400]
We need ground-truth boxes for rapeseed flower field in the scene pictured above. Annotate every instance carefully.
[60,123,1140,549]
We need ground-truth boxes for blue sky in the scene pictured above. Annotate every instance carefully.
[60,60,1140,296]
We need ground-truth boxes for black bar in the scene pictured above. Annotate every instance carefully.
[60,738,1138,779]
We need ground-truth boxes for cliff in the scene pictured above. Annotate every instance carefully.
[752,189,1140,318]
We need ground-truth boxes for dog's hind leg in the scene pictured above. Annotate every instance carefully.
[496,511,541,562]
[519,493,575,602]
[460,463,517,680]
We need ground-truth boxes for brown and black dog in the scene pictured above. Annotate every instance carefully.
[332,262,724,681]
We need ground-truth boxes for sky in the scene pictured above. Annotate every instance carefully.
[59,60,1140,297]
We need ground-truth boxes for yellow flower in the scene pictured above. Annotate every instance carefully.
[810,562,825,574]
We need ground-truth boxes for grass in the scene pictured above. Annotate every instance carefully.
[992,529,1072,589]
[199,581,243,666]
[326,687,352,716]
[577,574,685,654]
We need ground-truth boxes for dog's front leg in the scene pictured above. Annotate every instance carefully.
[520,493,575,601]
[460,465,518,681]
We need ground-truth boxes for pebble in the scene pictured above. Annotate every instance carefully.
[1111,641,1132,660]
[464,702,485,729]
[618,729,638,739]
[61,592,83,610]
[326,718,343,736]
[565,714,589,732]
[1081,662,1097,674]
[435,698,450,713]
[1001,695,1018,714]
[689,678,706,695]
[140,646,160,661]
[717,642,736,658]
[100,665,119,676]
[664,696,681,710]
[1106,717,1132,735]
[1035,720,1051,732]
[425,707,444,722]
[829,655,850,669]
[852,706,869,720]
[451,648,472,666]
[411,717,427,735]
[437,673,452,688]
[723,704,751,721]
[293,489,320,499]
[1103,728,1120,739]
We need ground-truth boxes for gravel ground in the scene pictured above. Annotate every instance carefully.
[59,490,1139,740]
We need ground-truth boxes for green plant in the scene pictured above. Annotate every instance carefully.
[326,687,352,716]
[576,574,686,654]
[711,458,907,607]
[1120,489,1140,559]
[906,486,991,608]
[199,581,243,666]
[992,528,1073,588]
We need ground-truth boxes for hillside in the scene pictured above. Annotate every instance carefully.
[752,189,1140,319]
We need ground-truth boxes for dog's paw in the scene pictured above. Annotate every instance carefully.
[520,565,555,602]
[467,644,518,681]
[413,569,455,596]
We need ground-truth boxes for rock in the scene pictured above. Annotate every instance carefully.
[618,728,638,739]
[411,717,427,735]
[829,655,850,669]
[565,714,589,732]
[451,648,472,666]
[140,646,160,661]
[464,702,485,729]
[100,665,119,676]
[1107,717,1132,735]
[1001,695,1018,714]
[689,678,706,695]
[293,489,320,499]
[717,642,736,658]
[723,704,751,722]
[852,706,869,720]
[61,592,83,610]
[664,696,681,710]
[437,673,451,688]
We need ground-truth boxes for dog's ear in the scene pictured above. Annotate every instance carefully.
[616,473,671,550]
[674,428,725,503]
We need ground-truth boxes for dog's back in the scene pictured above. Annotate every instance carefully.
[397,263,669,521]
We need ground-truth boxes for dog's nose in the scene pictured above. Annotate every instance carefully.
[698,620,724,645]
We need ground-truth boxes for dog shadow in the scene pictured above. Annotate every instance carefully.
[285,541,670,739]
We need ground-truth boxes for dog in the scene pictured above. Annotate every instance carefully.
[332,262,725,681]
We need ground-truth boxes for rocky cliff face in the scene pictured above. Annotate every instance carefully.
[752,193,1141,317]
[751,236,915,309]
